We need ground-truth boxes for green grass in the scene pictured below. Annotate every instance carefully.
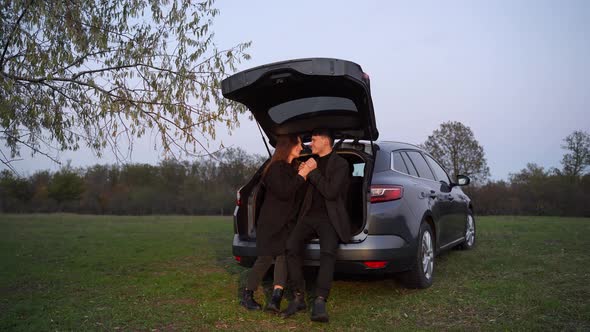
[0,214,589,331]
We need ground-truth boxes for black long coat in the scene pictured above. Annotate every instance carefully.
[300,152,351,243]
[256,161,305,256]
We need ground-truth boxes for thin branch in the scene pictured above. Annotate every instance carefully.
[69,62,219,80]
[0,0,34,70]
[71,63,142,80]
[51,48,119,76]
[139,108,213,158]
[0,149,22,175]
[3,131,62,165]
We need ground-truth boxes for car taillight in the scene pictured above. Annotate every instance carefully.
[236,190,241,206]
[234,256,242,263]
[370,185,403,203]
[363,261,388,269]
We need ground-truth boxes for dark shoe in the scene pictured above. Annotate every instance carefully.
[310,296,329,323]
[240,289,261,310]
[265,288,284,313]
[280,292,306,318]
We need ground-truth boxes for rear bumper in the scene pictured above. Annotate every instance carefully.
[232,234,415,273]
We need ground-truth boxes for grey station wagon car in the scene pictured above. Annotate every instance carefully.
[221,58,475,288]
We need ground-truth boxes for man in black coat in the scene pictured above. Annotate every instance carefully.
[282,129,351,323]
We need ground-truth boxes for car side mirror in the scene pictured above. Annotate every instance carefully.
[454,175,471,186]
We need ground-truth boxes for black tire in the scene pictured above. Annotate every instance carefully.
[401,222,435,289]
[459,210,476,250]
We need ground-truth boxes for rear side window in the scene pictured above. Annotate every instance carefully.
[400,152,419,177]
[424,154,451,184]
[392,152,409,174]
[406,151,436,181]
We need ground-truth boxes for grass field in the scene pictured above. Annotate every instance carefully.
[0,214,589,331]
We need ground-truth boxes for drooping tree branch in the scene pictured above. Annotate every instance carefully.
[1,0,251,170]
[0,0,34,69]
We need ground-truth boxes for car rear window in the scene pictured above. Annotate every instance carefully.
[268,96,357,124]
[406,151,436,181]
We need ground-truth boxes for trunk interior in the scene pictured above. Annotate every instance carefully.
[236,147,372,241]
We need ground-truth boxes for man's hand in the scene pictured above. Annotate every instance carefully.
[298,158,317,180]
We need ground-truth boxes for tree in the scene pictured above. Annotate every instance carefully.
[29,170,54,212]
[561,130,590,178]
[422,121,490,184]
[509,163,548,185]
[0,0,251,169]
[80,164,111,213]
[48,164,84,205]
[0,169,33,212]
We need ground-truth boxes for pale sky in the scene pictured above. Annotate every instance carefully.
[3,0,589,180]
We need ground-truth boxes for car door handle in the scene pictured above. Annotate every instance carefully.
[419,190,437,199]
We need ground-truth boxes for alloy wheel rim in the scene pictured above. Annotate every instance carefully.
[422,230,434,280]
[466,215,475,246]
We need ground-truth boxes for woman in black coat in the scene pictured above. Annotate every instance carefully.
[240,134,314,312]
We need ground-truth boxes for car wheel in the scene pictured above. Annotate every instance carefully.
[401,222,434,289]
[459,211,476,250]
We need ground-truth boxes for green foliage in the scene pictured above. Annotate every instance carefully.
[0,169,32,211]
[0,0,251,166]
[422,121,490,184]
[0,147,265,215]
[560,130,590,178]
[47,165,85,205]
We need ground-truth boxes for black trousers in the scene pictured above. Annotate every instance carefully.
[246,255,287,291]
[286,216,339,299]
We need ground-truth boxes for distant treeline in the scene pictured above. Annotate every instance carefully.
[0,148,265,215]
[465,163,590,217]
[1,151,589,217]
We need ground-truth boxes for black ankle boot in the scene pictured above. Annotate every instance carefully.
[265,288,284,313]
[310,296,329,322]
[240,289,262,310]
[280,291,307,318]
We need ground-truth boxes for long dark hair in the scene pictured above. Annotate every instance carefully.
[262,134,301,178]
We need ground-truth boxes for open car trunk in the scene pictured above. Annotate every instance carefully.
[235,144,373,242]
[221,58,379,146]
[225,58,379,242]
